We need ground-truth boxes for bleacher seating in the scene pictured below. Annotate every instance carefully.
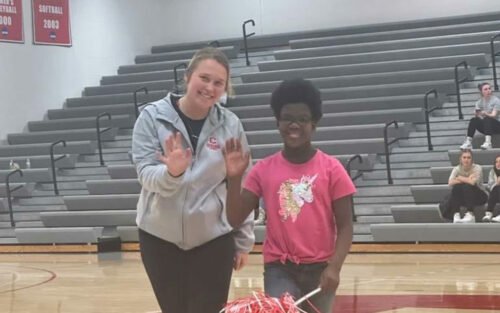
[3,11,500,245]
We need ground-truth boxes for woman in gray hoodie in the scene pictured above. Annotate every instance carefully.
[132,47,254,313]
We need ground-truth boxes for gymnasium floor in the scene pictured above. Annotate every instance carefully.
[0,252,499,312]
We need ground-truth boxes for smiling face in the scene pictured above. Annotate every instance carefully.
[184,58,227,112]
[278,102,316,149]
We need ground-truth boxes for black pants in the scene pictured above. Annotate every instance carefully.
[139,229,235,313]
[449,183,488,212]
[487,185,500,212]
[467,116,500,137]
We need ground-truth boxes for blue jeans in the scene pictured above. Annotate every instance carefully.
[264,261,335,313]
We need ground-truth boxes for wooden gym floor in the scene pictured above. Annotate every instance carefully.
[1,247,500,312]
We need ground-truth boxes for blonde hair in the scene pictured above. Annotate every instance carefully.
[183,46,234,97]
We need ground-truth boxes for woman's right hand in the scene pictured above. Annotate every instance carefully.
[222,138,250,179]
[157,132,192,177]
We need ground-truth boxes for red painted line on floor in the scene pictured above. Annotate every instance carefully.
[0,265,56,294]
[334,294,500,312]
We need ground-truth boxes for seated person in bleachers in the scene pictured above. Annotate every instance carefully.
[483,154,500,222]
[460,82,500,150]
[448,149,488,223]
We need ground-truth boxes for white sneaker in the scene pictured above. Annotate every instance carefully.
[483,211,493,222]
[453,212,462,223]
[481,141,492,150]
[460,140,472,150]
[492,215,500,223]
[461,212,476,223]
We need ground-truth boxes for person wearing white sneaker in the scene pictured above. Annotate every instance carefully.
[484,155,500,222]
[448,150,488,224]
[460,83,500,150]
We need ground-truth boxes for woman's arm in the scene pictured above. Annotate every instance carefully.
[223,138,260,227]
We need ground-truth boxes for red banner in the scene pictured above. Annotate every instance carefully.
[32,0,71,46]
[0,0,24,43]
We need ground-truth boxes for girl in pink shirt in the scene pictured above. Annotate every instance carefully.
[223,78,356,313]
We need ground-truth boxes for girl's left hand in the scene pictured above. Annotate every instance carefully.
[222,138,250,179]
[319,264,340,292]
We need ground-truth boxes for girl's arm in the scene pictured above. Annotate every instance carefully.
[320,195,353,291]
[223,138,260,227]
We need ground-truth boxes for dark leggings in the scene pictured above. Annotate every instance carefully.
[487,185,500,212]
[467,116,500,137]
[139,229,235,313]
[450,183,488,212]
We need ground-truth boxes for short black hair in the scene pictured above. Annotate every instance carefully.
[270,78,322,122]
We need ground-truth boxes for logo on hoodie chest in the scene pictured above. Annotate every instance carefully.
[207,136,221,150]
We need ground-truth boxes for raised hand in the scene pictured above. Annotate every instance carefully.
[157,132,192,177]
[222,138,250,178]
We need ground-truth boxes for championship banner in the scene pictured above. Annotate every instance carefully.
[32,0,71,46]
[0,0,24,43]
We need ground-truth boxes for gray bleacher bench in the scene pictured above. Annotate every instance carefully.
[371,223,500,242]
[242,54,488,83]
[63,194,139,211]
[251,138,395,159]
[391,204,445,223]
[411,184,450,203]
[15,227,102,244]
[0,154,77,169]
[116,59,190,76]
[241,108,425,131]
[258,43,498,71]
[107,164,137,179]
[289,20,500,49]
[234,67,473,95]
[0,183,35,197]
[0,198,7,211]
[230,80,456,107]
[247,123,411,145]
[48,103,137,120]
[65,90,166,108]
[117,226,139,242]
[40,210,136,227]
[84,80,175,97]
[86,179,141,195]
[0,168,52,183]
[27,115,135,132]
[0,141,97,158]
[275,31,500,60]
[230,94,444,118]
[135,46,238,64]
[7,128,118,145]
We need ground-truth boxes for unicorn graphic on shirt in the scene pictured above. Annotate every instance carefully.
[278,174,317,222]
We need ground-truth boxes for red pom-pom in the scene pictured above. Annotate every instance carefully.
[221,291,301,313]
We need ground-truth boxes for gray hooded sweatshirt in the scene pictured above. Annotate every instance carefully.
[132,94,254,253]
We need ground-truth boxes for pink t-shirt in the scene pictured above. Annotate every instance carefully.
[244,150,356,264]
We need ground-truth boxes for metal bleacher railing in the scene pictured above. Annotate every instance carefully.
[453,60,469,120]
[383,120,399,185]
[5,169,23,226]
[423,89,439,151]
